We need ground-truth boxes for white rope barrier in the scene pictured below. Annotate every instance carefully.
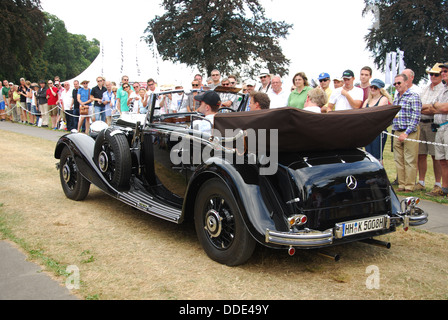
[4,103,448,148]
[10,103,120,118]
[383,130,448,148]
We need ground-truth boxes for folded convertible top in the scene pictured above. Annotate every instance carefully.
[214,106,401,152]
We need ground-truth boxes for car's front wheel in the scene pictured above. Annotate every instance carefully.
[59,147,90,201]
[194,178,256,266]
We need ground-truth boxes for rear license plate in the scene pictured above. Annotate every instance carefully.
[341,216,386,237]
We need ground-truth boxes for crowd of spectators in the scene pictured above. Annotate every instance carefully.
[1,62,447,197]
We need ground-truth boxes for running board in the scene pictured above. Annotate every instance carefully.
[118,189,182,223]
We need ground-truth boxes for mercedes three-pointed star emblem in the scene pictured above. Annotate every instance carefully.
[346,175,358,190]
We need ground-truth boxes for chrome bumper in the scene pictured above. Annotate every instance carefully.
[265,210,428,248]
[394,211,429,227]
[265,228,334,247]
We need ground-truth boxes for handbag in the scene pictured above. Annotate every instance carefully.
[80,105,89,115]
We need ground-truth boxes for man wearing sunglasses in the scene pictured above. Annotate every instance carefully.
[318,72,332,112]
[186,80,201,112]
[258,70,271,93]
[209,70,221,89]
[417,64,445,195]
[391,73,422,192]
[432,62,448,197]
[116,75,134,113]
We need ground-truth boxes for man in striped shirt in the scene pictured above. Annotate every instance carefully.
[392,73,422,192]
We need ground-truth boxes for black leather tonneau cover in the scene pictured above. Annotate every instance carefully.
[213,106,401,152]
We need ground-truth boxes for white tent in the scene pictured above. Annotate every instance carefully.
[66,35,198,88]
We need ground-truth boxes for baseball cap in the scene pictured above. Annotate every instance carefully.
[318,72,330,80]
[194,90,221,107]
[342,70,355,79]
[245,79,256,87]
[370,79,385,89]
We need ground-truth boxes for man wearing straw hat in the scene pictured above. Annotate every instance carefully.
[417,63,445,195]
[431,62,448,197]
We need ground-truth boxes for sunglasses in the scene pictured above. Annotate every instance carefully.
[441,70,448,73]
[222,83,230,86]
[192,84,199,87]
[370,86,379,90]
[393,82,402,86]
[430,73,440,77]
[319,79,329,82]
[123,86,130,89]
[260,75,268,79]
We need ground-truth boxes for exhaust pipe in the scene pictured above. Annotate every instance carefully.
[318,250,340,262]
[361,238,391,249]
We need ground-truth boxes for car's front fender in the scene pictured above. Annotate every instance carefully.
[55,133,118,195]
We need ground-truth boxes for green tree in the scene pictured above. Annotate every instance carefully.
[363,0,448,83]
[36,13,100,81]
[0,0,46,80]
[144,0,292,78]
[0,1,99,82]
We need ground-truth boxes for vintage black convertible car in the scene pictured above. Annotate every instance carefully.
[54,89,428,266]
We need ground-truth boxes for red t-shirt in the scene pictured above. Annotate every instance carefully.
[46,86,58,105]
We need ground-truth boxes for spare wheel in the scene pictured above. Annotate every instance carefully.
[94,128,132,188]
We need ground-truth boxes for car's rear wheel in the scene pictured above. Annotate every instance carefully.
[60,147,90,201]
[194,178,256,266]
[94,128,132,189]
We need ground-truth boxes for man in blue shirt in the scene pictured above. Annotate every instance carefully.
[392,73,422,192]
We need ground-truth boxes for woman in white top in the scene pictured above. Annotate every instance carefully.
[126,85,141,113]
[361,79,392,163]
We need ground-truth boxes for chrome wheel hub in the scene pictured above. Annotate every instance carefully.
[98,151,109,173]
[205,210,223,238]
[62,164,71,183]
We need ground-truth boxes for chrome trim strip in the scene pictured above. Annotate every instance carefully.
[118,190,182,223]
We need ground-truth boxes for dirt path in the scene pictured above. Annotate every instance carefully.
[1,130,448,300]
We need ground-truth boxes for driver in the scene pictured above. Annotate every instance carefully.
[192,91,221,133]
[248,92,270,111]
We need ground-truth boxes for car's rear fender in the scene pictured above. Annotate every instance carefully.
[182,157,282,246]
